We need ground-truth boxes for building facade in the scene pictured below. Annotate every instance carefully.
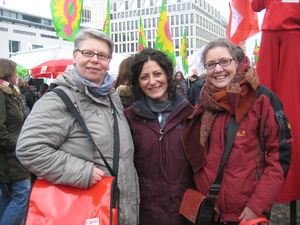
[0,6,91,58]
[90,0,227,56]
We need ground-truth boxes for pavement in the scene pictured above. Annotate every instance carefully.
[269,201,300,225]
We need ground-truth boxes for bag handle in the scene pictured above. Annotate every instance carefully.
[239,218,268,225]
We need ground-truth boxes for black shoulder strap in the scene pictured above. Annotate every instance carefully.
[52,88,119,177]
[208,116,239,196]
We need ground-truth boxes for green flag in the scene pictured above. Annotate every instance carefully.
[180,30,188,75]
[50,0,83,41]
[103,0,110,36]
[154,0,176,66]
[16,64,29,78]
[137,16,148,52]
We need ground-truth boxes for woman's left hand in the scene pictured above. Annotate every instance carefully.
[238,207,267,225]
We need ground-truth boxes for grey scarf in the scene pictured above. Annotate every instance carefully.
[146,96,173,129]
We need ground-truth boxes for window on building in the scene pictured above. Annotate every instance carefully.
[190,14,194,23]
[113,3,117,11]
[150,0,154,6]
[22,14,41,24]
[185,3,189,10]
[32,44,43,49]
[181,14,184,24]
[115,45,119,53]
[171,15,174,25]
[176,15,179,25]
[147,30,151,39]
[13,29,36,36]
[9,40,20,55]
[131,43,135,52]
[0,27,8,32]
[175,39,179,49]
[123,44,126,52]
[153,18,156,27]
[137,0,141,8]
[125,1,129,10]
[185,14,189,24]
[175,27,179,37]
[40,34,58,39]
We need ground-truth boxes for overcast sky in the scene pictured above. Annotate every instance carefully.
[2,0,230,20]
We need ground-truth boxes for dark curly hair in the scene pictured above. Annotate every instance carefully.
[131,48,175,100]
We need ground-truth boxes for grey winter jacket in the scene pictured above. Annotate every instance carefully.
[16,70,139,225]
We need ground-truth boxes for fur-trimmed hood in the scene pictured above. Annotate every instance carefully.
[0,79,20,96]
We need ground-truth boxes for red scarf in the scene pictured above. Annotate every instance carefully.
[198,59,259,148]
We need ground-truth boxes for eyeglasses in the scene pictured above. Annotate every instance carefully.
[76,49,110,61]
[204,58,234,70]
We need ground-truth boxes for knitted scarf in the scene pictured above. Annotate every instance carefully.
[73,65,114,96]
[199,57,259,147]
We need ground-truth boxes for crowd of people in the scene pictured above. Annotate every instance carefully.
[0,26,293,225]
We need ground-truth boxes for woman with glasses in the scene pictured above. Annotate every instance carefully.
[16,29,139,225]
[181,38,292,225]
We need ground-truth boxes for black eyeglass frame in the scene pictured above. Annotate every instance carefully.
[75,49,111,61]
[204,58,234,70]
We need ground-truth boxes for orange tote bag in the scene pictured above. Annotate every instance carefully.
[25,177,118,225]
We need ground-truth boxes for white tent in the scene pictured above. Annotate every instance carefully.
[10,46,129,80]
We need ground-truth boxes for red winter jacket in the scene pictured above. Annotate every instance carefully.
[251,0,300,30]
[124,94,194,225]
[183,85,292,223]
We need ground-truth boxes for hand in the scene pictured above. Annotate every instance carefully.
[91,167,105,186]
[239,207,267,225]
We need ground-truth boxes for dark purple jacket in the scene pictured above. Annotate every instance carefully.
[124,94,194,225]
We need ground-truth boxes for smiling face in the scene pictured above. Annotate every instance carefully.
[204,46,239,89]
[138,60,169,101]
[73,38,110,85]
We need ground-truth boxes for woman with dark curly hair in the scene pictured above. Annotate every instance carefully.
[124,48,194,225]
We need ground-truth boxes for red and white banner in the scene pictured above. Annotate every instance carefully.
[227,0,259,45]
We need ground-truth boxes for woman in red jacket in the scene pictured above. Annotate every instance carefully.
[182,39,292,225]
[251,0,300,203]
[124,48,194,225]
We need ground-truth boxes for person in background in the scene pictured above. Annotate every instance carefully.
[251,0,300,203]
[188,72,206,105]
[114,56,135,109]
[38,83,49,97]
[18,78,36,111]
[174,71,188,98]
[182,38,292,225]
[124,48,194,225]
[17,78,30,118]
[16,29,139,225]
[0,58,31,225]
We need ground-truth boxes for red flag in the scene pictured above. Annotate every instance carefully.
[227,0,259,46]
